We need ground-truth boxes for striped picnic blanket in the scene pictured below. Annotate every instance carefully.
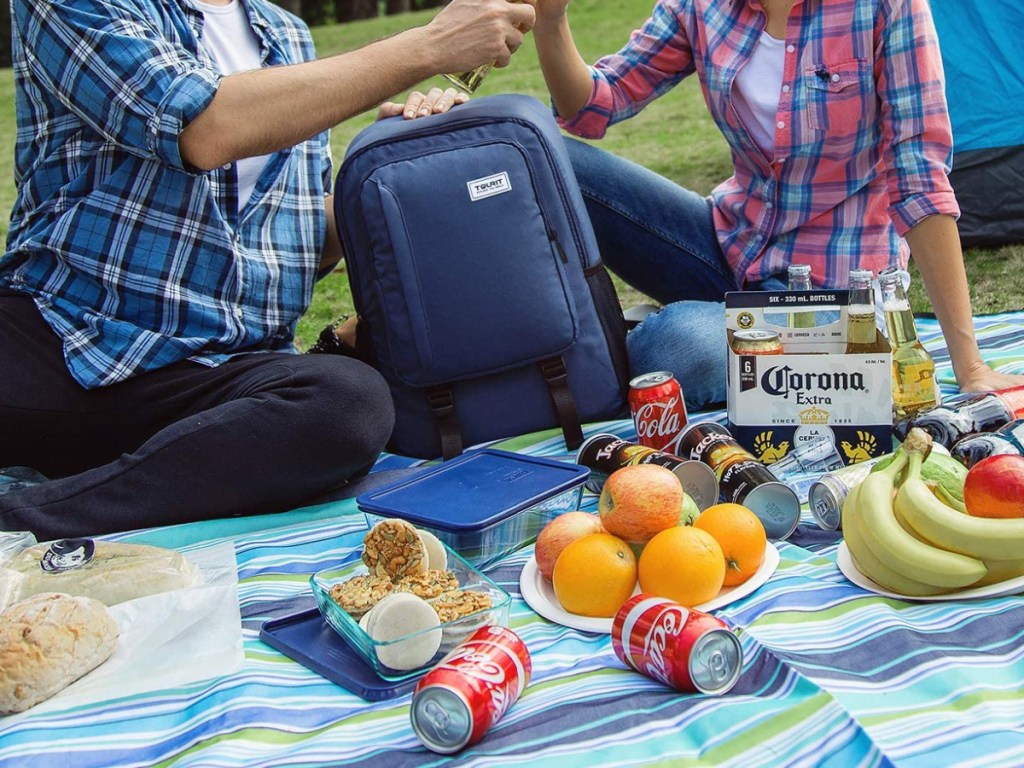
[2,312,1024,768]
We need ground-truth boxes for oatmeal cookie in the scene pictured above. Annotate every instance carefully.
[361,518,427,580]
[328,574,394,619]
[431,590,493,623]
[395,569,460,600]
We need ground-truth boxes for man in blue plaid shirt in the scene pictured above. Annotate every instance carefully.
[0,0,536,539]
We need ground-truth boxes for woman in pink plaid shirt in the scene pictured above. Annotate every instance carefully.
[533,0,1024,409]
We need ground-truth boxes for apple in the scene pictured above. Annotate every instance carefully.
[965,454,1024,518]
[680,491,700,526]
[535,511,605,580]
[598,464,687,548]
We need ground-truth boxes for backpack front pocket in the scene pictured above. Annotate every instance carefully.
[358,141,578,388]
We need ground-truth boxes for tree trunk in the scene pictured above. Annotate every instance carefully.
[385,0,411,15]
[276,0,302,15]
[302,0,332,25]
[335,0,380,23]
[0,0,13,68]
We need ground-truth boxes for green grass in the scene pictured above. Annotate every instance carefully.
[1,0,1021,349]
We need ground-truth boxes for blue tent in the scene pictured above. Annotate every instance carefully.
[932,0,1024,247]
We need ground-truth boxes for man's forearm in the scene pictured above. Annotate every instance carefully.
[180,30,436,171]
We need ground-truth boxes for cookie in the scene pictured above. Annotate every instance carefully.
[395,569,460,600]
[366,592,442,671]
[432,590,493,623]
[359,591,406,638]
[361,519,427,580]
[417,529,448,571]
[328,574,395,620]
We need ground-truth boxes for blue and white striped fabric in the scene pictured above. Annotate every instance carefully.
[2,313,1023,767]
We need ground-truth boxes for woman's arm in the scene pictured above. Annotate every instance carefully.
[532,6,594,120]
[905,216,1024,392]
[874,0,1021,391]
[532,0,696,139]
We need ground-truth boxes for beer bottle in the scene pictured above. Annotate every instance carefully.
[892,385,1024,447]
[950,418,1024,468]
[844,269,879,354]
[787,264,815,328]
[878,269,939,420]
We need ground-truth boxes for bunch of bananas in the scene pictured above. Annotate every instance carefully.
[842,427,1024,596]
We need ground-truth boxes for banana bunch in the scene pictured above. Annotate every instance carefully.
[842,427,1024,596]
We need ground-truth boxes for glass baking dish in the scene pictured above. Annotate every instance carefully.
[310,543,511,681]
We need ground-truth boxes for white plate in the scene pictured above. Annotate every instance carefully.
[836,541,1024,602]
[520,542,781,634]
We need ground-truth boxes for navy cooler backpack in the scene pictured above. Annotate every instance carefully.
[335,94,629,460]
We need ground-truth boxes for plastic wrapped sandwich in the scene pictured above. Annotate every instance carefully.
[0,537,202,612]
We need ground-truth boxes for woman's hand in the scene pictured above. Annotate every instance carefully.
[376,87,470,121]
[954,360,1024,394]
[535,0,570,27]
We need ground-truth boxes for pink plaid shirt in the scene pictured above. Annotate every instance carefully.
[559,0,960,289]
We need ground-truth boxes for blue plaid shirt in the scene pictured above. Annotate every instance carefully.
[3,0,332,388]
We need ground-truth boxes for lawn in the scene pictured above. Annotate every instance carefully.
[1,0,1021,349]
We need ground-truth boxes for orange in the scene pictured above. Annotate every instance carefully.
[964,454,1024,518]
[693,503,767,586]
[552,533,637,618]
[637,526,725,607]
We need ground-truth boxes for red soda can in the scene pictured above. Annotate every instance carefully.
[611,594,743,695]
[629,371,688,452]
[410,625,531,754]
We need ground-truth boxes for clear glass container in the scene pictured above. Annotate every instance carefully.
[311,543,512,681]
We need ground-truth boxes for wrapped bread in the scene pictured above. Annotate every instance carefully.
[0,539,201,611]
[0,592,119,713]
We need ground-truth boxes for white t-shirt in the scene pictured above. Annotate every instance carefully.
[192,0,271,210]
[731,32,786,159]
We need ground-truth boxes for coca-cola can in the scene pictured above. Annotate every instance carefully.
[611,594,743,695]
[410,625,531,754]
[575,433,718,511]
[678,421,800,541]
[629,372,688,453]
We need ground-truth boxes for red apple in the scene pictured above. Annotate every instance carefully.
[965,454,1024,518]
[535,511,605,581]
[598,464,686,548]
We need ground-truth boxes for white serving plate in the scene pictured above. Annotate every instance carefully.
[520,542,781,633]
[836,541,1024,602]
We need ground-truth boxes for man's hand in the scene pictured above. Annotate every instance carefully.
[424,0,537,73]
[377,87,469,121]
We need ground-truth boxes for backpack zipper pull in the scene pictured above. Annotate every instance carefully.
[549,230,569,263]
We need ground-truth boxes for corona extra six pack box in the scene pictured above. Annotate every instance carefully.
[725,289,892,475]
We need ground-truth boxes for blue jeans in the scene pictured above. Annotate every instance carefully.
[566,138,779,410]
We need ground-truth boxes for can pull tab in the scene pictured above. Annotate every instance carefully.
[420,699,452,736]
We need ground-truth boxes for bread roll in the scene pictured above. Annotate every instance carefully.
[0,593,119,713]
[2,540,201,608]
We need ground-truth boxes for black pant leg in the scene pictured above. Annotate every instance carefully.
[0,294,395,538]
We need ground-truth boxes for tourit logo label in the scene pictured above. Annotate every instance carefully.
[761,364,866,405]
[467,172,512,201]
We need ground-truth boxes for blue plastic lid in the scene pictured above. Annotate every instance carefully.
[259,604,416,701]
[356,449,590,533]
